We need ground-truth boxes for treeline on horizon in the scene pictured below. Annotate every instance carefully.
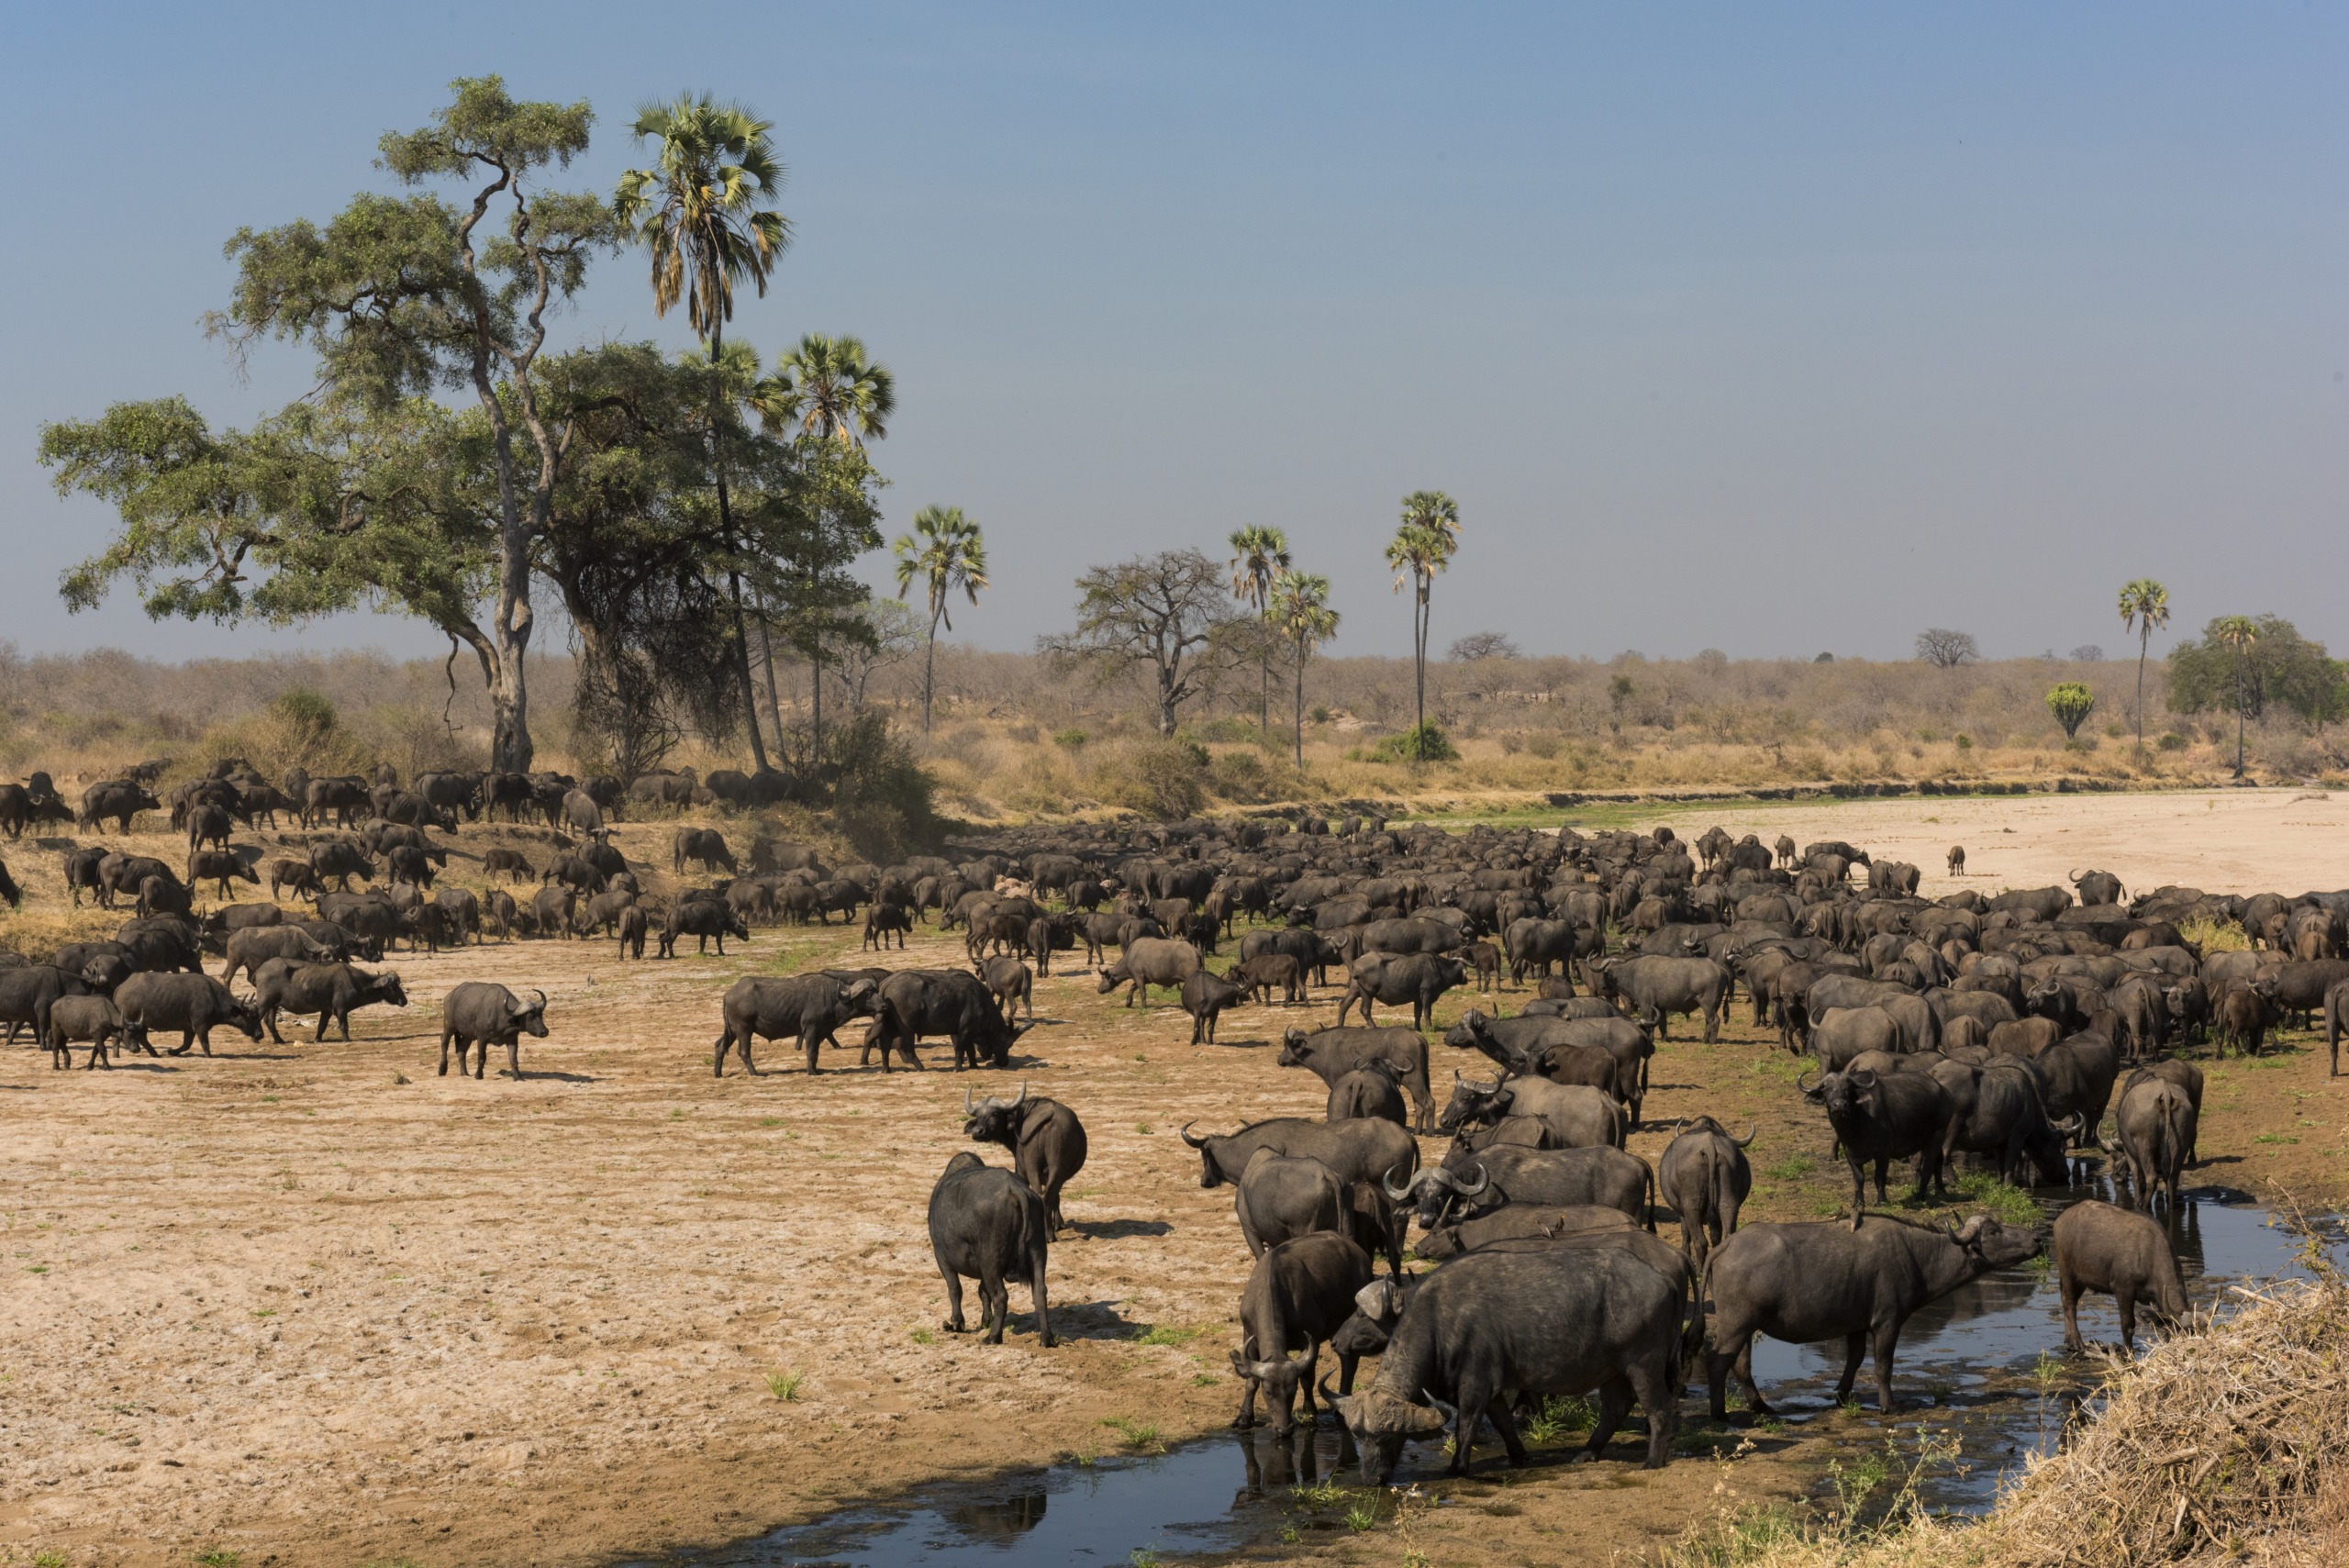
[3,625,2340,786]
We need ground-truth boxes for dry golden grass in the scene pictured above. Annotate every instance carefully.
[1663,1253,2349,1568]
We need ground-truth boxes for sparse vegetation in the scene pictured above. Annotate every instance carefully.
[1100,1415,1163,1450]
[764,1368,804,1401]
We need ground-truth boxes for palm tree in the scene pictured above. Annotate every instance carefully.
[1384,490,1461,761]
[755,333,895,446]
[1269,570,1339,768]
[2217,615,2257,777]
[749,334,894,760]
[893,506,988,734]
[1228,526,1290,734]
[614,93,791,770]
[2117,578,2169,752]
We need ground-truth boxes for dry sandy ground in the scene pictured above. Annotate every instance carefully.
[0,788,2343,1568]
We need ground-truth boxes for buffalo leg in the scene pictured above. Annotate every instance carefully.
[1846,1155,1868,1221]
[1486,1396,1530,1467]
[1869,1323,1904,1413]
[1030,1242,1053,1346]
[1581,1373,1635,1463]
[1627,1355,1679,1470]
[503,1035,519,1079]
[1873,1155,1892,1204]
[711,1031,735,1077]
[1231,1371,1260,1429]
[936,1254,969,1334]
[1832,1332,1869,1405]
[438,1030,455,1076]
[2115,1284,2139,1351]
[2059,1266,2086,1352]
[977,1262,1009,1344]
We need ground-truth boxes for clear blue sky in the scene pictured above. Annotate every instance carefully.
[4,3,2343,664]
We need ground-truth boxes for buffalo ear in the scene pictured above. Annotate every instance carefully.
[1399,1398,1450,1434]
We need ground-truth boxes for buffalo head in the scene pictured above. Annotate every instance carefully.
[1325,1381,1448,1485]
[1232,1334,1319,1435]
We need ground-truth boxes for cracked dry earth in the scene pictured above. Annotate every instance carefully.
[4,791,2347,1567]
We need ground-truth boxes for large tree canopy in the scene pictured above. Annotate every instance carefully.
[2167,614,2347,728]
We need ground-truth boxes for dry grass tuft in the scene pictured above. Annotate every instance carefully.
[1666,1252,2349,1567]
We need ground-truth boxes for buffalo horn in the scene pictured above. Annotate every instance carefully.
[1796,1069,1822,1100]
[1286,1333,1316,1368]
[1180,1121,1208,1149]
[1014,1080,1028,1106]
[1454,1162,1490,1198]
[1381,1163,1416,1202]
[1734,1123,1758,1148]
[965,1088,976,1115]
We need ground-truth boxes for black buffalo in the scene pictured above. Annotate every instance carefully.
[927,1151,1053,1346]
[437,982,549,1079]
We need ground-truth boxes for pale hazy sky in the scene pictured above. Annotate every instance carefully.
[3,3,2343,665]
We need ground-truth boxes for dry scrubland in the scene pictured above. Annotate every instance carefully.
[4,651,2349,1566]
[3,645,2343,828]
[0,784,2346,1566]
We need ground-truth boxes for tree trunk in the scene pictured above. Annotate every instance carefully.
[811,645,824,763]
[1159,662,1178,738]
[1413,578,1429,762]
[923,613,940,734]
[753,587,785,762]
[1294,642,1306,768]
[490,447,533,773]
[2136,630,2148,751]
[707,321,769,772]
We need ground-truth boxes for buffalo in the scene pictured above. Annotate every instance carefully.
[1705,1215,2040,1418]
[964,1084,1088,1234]
[250,960,409,1043]
[927,1152,1053,1346]
[437,982,550,1079]
[712,973,879,1074]
[1230,1232,1376,1435]
[2054,1199,2188,1352]
[114,972,262,1056]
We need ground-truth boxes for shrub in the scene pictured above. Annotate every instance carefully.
[2158,731,2188,751]
[2046,682,2097,739]
[827,711,941,859]
[1051,728,1088,750]
[1308,706,1330,724]
[1091,740,1206,818]
[1369,722,1459,763]
[1954,733,1974,751]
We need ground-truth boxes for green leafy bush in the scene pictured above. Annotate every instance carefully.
[1369,722,1459,762]
[2045,682,2097,739]
[827,711,941,859]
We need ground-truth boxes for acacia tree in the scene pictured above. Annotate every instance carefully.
[2117,578,2169,751]
[893,506,987,733]
[1227,525,1289,733]
[614,93,791,769]
[126,77,612,771]
[1269,569,1338,766]
[45,394,499,668]
[1383,490,1461,760]
[1042,550,1241,738]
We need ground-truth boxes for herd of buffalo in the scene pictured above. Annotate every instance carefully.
[6,760,2348,1483]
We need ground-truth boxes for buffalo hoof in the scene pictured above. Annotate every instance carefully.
[1569,1450,1600,1464]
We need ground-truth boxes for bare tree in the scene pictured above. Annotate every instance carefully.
[1447,630,1520,662]
[1040,550,1241,737]
[2068,644,2105,662]
[1915,628,1981,669]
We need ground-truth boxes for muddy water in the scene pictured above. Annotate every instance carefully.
[645,1186,2332,1566]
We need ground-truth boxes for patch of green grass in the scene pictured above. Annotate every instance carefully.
[1134,1324,1198,1347]
[194,1552,243,1568]
[1522,1394,1596,1443]
[1190,1372,1216,1386]
[1101,1416,1163,1451]
[34,1551,69,1568]
[1764,1156,1816,1182]
[2256,1132,2301,1145]
[1130,1551,1163,1568]
[758,1118,784,1129]
[1291,1477,1353,1507]
[1345,1500,1379,1531]
[764,1368,804,1401]
[1954,1173,2043,1226]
